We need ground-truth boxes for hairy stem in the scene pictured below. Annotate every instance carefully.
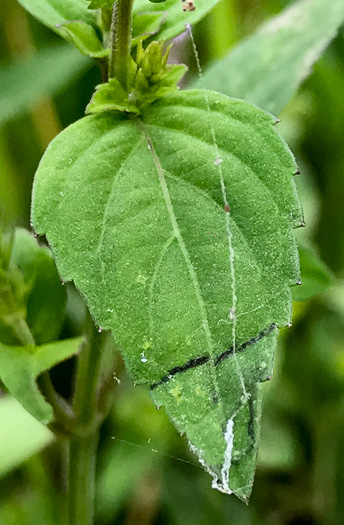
[67,313,106,525]
[109,0,134,88]
[68,431,99,525]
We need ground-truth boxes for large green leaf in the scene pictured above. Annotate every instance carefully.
[134,0,222,41]
[197,0,344,115]
[0,338,82,423]
[17,0,96,30]
[31,90,302,500]
[0,45,90,128]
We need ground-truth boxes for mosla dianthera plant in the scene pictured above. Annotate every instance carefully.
[28,0,302,500]
[30,0,302,501]
[8,0,344,521]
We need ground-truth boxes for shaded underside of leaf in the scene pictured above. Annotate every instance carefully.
[31,90,302,499]
[197,0,344,115]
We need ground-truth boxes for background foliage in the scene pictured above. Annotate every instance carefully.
[1,0,344,523]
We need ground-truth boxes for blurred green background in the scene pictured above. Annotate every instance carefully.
[1,0,344,523]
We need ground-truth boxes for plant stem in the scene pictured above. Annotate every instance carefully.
[38,371,74,426]
[68,431,99,525]
[67,313,106,525]
[13,316,35,346]
[72,315,105,427]
[109,0,134,88]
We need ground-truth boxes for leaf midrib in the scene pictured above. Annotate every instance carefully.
[140,121,226,415]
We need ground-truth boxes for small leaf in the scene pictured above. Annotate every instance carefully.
[292,243,334,302]
[0,396,53,478]
[32,90,302,499]
[197,0,344,115]
[9,229,67,345]
[0,229,30,344]
[134,0,222,41]
[0,45,90,128]
[17,0,97,31]
[0,338,83,423]
[56,21,109,59]
[86,78,141,114]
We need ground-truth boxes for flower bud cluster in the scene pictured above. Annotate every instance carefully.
[87,40,187,115]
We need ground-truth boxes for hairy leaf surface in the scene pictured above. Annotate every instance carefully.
[134,0,221,41]
[198,0,344,115]
[31,90,302,500]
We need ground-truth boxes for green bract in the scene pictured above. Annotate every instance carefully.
[87,41,187,114]
[31,89,302,500]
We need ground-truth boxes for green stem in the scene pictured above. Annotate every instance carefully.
[72,315,105,426]
[38,372,74,427]
[67,313,106,525]
[68,431,99,525]
[109,0,134,87]
[13,316,35,346]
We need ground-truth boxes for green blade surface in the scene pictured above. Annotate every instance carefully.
[31,90,302,499]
